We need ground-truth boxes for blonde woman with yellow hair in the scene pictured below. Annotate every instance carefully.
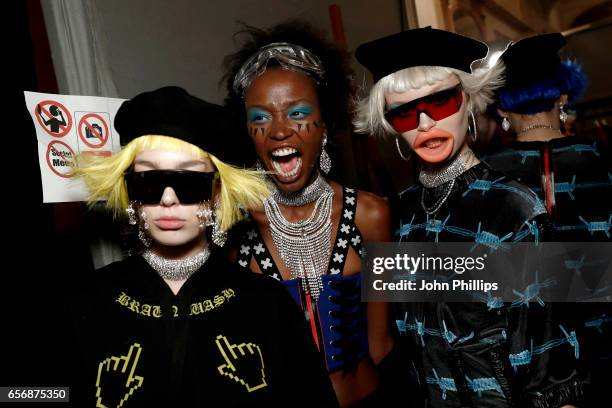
[69,86,337,407]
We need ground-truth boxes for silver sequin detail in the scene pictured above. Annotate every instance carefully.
[264,177,333,301]
[233,42,325,96]
[270,172,330,207]
[142,248,210,281]
[418,149,477,188]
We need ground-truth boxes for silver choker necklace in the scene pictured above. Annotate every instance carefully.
[264,176,334,301]
[142,248,210,281]
[518,124,560,135]
[419,149,477,188]
[269,172,328,207]
[420,149,478,215]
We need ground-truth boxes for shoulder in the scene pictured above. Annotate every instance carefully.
[480,165,547,220]
[351,185,392,241]
[479,145,534,171]
[559,136,612,170]
[355,189,390,223]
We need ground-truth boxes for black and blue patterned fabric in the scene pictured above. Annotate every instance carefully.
[481,136,612,405]
[394,162,586,408]
[480,136,611,241]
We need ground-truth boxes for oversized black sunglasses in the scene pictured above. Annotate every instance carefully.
[125,170,215,205]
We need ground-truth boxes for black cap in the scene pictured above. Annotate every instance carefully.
[114,86,254,167]
[502,33,566,92]
[355,26,489,82]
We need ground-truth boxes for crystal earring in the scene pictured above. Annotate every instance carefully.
[502,116,511,132]
[126,200,138,225]
[140,208,149,230]
[319,132,332,174]
[196,201,213,229]
[138,208,151,247]
[211,200,227,247]
[559,102,567,123]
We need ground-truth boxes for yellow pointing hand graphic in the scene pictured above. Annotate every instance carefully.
[215,335,267,392]
[95,343,144,407]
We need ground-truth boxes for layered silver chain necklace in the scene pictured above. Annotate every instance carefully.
[264,172,334,301]
[142,247,210,281]
[419,149,478,215]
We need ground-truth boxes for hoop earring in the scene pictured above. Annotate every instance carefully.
[395,137,411,161]
[468,110,478,142]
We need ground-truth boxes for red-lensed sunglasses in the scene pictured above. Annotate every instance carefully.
[384,84,463,133]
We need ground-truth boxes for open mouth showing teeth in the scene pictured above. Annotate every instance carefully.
[423,138,446,149]
[270,147,302,180]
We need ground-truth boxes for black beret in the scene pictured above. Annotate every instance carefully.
[355,26,489,82]
[502,33,566,91]
[114,86,255,167]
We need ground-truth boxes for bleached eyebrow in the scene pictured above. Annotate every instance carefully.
[133,159,158,168]
[178,160,208,168]
[133,159,208,169]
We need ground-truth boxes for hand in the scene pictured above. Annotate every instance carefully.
[215,335,267,392]
[95,343,144,408]
[36,104,41,115]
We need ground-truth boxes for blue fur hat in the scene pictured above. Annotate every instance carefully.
[498,33,587,114]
